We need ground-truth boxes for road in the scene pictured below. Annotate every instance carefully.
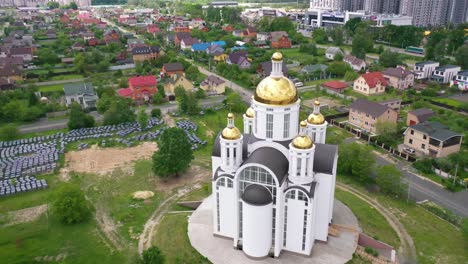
[18,96,225,134]
[345,138,468,217]
[21,78,86,87]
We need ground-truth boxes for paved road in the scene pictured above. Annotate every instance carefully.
[345,138,468,217]
[21,78,86,87]
[18,96,225,134]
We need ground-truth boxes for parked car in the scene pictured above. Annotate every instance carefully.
[404,147,415,154]
[294,82,304,87]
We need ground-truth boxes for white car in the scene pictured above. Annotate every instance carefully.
[403,147,415,154]
[294,82,304,87]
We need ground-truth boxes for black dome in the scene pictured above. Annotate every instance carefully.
[241,184,272,206]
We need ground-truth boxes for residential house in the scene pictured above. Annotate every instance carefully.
[270,31,291,49]
[147,24,161,36]
[353,72,388,96]
[180,37,199,50]
[257,61,288,77]
[211,41,226,47]
[0,77,16,90]
[117,75,158,103]
[379,99,402,112]
[175,32,191,46]
[175,26,191,33]
[82,32,95,41]
[191,43,210,53]
[0,56,25,69]
[161,62,184,77]
[253,40,268,48]
[403,122,463,158]
[163,74,194,96]
[325,47,343,60]
[344,55,366,71]
[322,81,347,93]
[46,29,57,39]
[212,51,228,63]
[406,108,435,126]
[64,83,99,109]
[301,64,328,80]
[348,99,398,134]
[222,25,234,32]
[71,42,86,51]
[206,44,224,55]
[10,47,33,62]
[227,51,250,69]
[242,26,257,39]
[0,65,23,81]
[257,32,270,41]
[430,65,461,84]
[61,58,75,65]
[200,75,226,95]
[132,46,162,63]
[233,30,243,37]
[413,61,439,80]
[450,70,468,91]
[383,67,414,89]
[88,38,99,46]
[104,29,120,44]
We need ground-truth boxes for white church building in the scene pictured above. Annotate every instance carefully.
[211,52,338,259]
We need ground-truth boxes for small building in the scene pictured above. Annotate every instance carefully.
[104,29,120,44]
[344,55,366,71]
[227,51,250,69]
[200,75,226,95]
[383,67,414,90]
[163,74,194,96]
[64,83,98,109]
[162,62,184,77]
[180,37,199,50]
[348,99,398,134]
[430,65,461,84]
[0,65,23,81]
[118,75,158,103]
[132,46,162,63]
[403,122,463,158]
[191,43,210,52]
[71,42,86,51]
[0,77,16,90]
[406,108,435,126]
[353,72,388,96]
[270,31,291,49]
[413,61,439,80]
[322,80,347,93]
[325,47,343,60]
[379,99,402,112]
[450,70,468,91]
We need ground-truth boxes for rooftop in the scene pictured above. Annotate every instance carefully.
[349,99,392,117]
[408,121,462,142]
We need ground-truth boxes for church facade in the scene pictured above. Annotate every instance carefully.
[211,52,338,259]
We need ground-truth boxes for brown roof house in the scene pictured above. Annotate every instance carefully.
[200,75,226,95]
[0,65,23,81]
[353,72,388,96]
[132,46,162,63]
[348,99,398,134]
[227,51,250,69]
[406,108,435,126]
[161,62,184,77]
[163,74,194,96]
[403,121,463,158]
[383,67,415,90]
[344,55,366,71]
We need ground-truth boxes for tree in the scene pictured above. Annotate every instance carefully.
[327,61,351,77]
[225,92,246,113]
[330,27,344,46]
[344,17,362,36]
[312,28,328,44]
[338,143,375,182]
[352,27,373,59]
[47,1,59,9]
[376,165,406,197]
[103,99,135,125]
[52,184,90,224]
[0,124,19,141]
[152,127,194,178]
[68,103,95,130]
[299,43,318,55]
[455,44,468,69]
[151,108,161,118]
[379,50,403,68]
[69,1,78,10]
[462,218,468,243]
[375,120,397,135]
[137,108,149,130]
[142,246,165,264]
[36,48,60,65]
[344,71,359,82]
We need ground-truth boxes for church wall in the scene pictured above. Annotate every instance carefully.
[211,157,221,176]
[283,198,308,252]
[252,101,300,142]
[218,185,236,238]
[313,173,333,241]
[242,201,273,258]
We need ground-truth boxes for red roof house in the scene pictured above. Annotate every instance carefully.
[322,81,348,93]
[118,75,158,103]
[353,72,388,96]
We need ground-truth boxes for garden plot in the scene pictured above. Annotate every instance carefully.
[303,96,343,109]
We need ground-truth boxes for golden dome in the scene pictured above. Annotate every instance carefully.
[245,107,254,118]
[300,120,307,128]
[222,126,241,140]
[307,113,325,125]
[272,51,283,61]
[227,112,234,119]
[292,135,313,149]
[314,100,320,106]
[255,76,297,105]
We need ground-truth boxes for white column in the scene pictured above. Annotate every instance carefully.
[300,154,306,178]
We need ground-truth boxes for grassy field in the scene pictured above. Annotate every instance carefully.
[335,189,400,248]
[432,97,465,108]
[344,90,402,102]
[49,74,84,81]
[38,83,66,93]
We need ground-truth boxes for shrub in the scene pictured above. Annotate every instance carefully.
[413,159,434,174]
[151,108,162,118]
[0,124,19,141]
[141,246,165,264]
[51,184,91,224]
[364,247,379,257]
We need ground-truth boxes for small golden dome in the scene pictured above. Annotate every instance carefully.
[314,100,320,106]
[255,76,297,105]
[222,126,241,140]
[227,112,234,119]
[300,120,307,128]
[292,135,313,149]
[245,107,254,118]
[272,51,283,61]
[307,113,325,125]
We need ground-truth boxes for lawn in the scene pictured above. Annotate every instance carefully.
[49,74,84,81]
[38,83,66,93]
[344,90,402,102]
[432,97,464,108]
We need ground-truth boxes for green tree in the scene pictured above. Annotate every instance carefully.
[175,86,188,113]
[455,44,468,69]
[152,127,194,178]
[327,61,351,77]
[47,1,59,9]
[344,17,362,36]
[68,103,95,130]
[312,28,328,44]
[225,92,246,113]
[0,124,19,141]
[338,142,375,182]
[37,48,60,65]
[103,99,135,125]
[137,108,149,130]
[376,165,406,197]
[96,94,114,114]
[379,50,403,68]
[151,108,161,118]
[51,184,91,224]
[462,218,468,243]
[375,120,397,135]
[352,27,373,59]
[344,71,359,82]
[141,246,165,264]
[69,1,78,10]
[152,92,164,104]
[330,27,344,46]
[299,43,318,55]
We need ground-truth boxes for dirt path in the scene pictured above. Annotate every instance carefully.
[163,114,176,127]
[94,204,125,252]
[2,204,48,227]
[336,183,417,264]
[138,182,202,255]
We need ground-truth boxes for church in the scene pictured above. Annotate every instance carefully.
[211,52,338,259]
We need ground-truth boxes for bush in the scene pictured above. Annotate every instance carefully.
[51,184,91,224]
[151,108,162,118]
[364,247,379,257]
[0,124,19,141]
[141,246,165,264]
[419,202,463,227]
[413,159,434,174]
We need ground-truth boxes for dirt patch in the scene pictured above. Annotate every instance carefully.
[133,191,155,200]
[95,204,124,251]
[154,165,210,192]
[64,142,157,175]
[303,96,342,109]
[163,114,176,127]
[3,204,48,227]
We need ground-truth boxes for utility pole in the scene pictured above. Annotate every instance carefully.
[452,163,459,187]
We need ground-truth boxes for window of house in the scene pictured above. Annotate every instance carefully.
[409,139,413,144]
[422,144,425,149]
[423,135,427,140]
[410,130,414,135]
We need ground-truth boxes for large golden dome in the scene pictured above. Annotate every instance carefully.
[307,113,325,125]
[255,76,297,105]
[245,107,254,118]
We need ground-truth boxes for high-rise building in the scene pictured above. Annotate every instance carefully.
[364,0,400,14]
[309,0,344,10]
[344,0,365,11]
[449,0,468,24]
[400,0,452,26]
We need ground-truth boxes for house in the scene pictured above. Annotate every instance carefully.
[64,83,99,109]
[200,75,226,95]
[344,55,366,71]
[164,74,194,96]
[253,40,268,48]
[0,65,23,81]
[162,62,184,77]
[379,99,402,112]
[0,77,16,90]
[232,30,243,37]
[413,61,439,80]
[10,47,33,62]
[174,32,191,46]
[71,42,86,51]
[222,25,234,32]
[403,122,463,158]
[348,99,398,134]
[61,58,75,64]
[325,47,343,60]
[353,72,388,96]
[104,29,120,44]
[127,38,145,51]
[256,32,270,41]
[118,75,158,103]
[301,64,328,79]
[406,108,435,126]
[212,52,228,63]
[82,32,95,41]
[180,37,199,50]
[132,46,162,62]
[383,67,414,89]
[257,61,288,77]
[174,26,191,33]
[270,31,291,49]
[147,24,161,35]
[449,70,468,91]
[206,44,224,55]
[430,65,461,84]
[88,38,99,46]
[191,43,210,52]
[242,26,257,39]
[227,51,250,69]
[0,56,25,69]
[322,81,347,93]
